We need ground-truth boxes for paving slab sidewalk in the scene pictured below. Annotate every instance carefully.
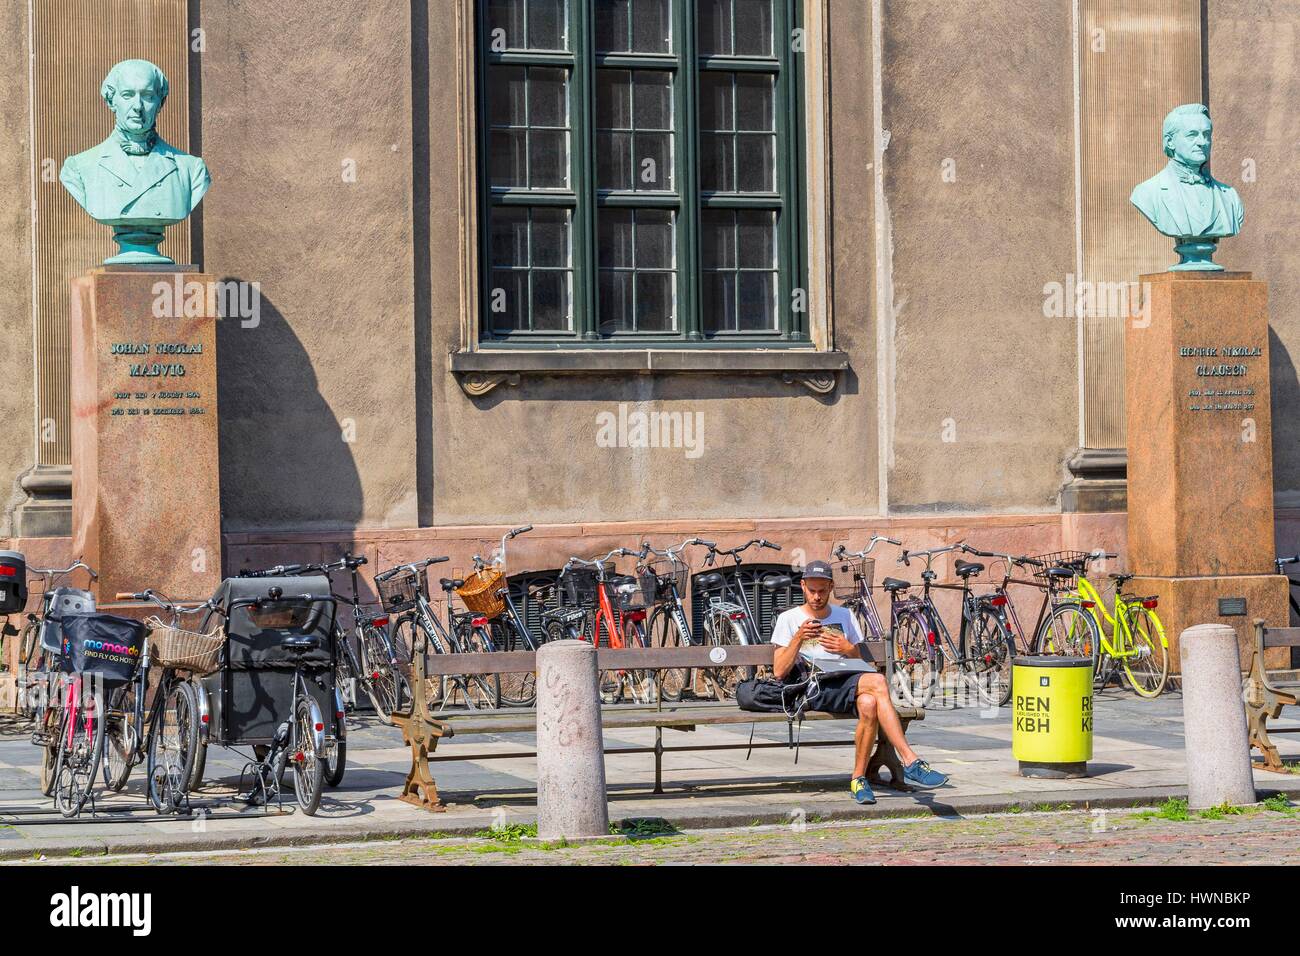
[2,691,1298,861]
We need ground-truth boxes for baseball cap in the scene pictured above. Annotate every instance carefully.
[801,560,834,581]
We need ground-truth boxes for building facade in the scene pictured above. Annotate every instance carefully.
[2,0,1299,597]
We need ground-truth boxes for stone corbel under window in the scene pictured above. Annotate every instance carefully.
[449,350,849,396]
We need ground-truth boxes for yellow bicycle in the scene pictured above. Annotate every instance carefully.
[1066,552,1169,698]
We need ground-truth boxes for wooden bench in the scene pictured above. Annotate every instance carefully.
[1245,619,1300,773]
[390,641,923,810]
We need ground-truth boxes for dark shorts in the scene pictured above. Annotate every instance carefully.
[802,670,867,716]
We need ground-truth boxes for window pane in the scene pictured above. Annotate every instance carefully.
[633,72,672,130]
[735,133,774,191]
[703,272,737,331]
[736,210,776,268]
[529,129,568,187]
[701,210,735,268]
[735,74,774,131]
[737,272,776,330]
[598,271,634,332]
[529,68,568,127]
[488,129,526,187]
[699,132,734,191]
[527,0,566,50]
[733,0,773,56]
[697,0,732,56]
[636,210,673,268]
[633,132,672,189]
[599,209,635,268]
[596,70,632,129]
[698,73,734,131]
[487,65,526,127]
[531,271,571,330]
[489,269,528,332]
[636,273,674,330]
[597,131,633,189]
[486,0,525,50]
[595,0,631,52]
[531,208,570,268]
[490,207,529,266]
[631,0,672,53]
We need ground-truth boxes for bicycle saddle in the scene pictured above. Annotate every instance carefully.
[761,574,792,590]
[954,560,985,578]
[696,572,726,590]
[279,635,320,654]
[1044,567,1075,579]
[1109,572,1134,584]
[881,577,911,592]
[439,577,465,591]
[609,575,638,588]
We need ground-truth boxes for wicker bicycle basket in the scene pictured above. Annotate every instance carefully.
[456,567,506,619]
[831,556,875,600]
[378,566,428,615]
[146,616,225,676]
[1030,551,1092,587]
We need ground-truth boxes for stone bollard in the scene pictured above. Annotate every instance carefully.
[1180,623,1256,809]
[536,639,609,840]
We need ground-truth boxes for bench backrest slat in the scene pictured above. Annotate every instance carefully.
[1261,625,1300,648]
[419,639,889,676]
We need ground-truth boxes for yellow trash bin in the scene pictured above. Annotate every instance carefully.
[1011,656,1093,778]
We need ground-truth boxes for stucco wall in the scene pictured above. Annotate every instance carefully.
[1206,1,1300,506]
[880,0,1079,514]
[0,2,34,538]
[197,0,418,532]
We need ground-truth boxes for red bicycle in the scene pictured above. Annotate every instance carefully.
[548,546,652,703]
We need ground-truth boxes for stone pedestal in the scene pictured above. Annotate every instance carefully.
[1125,272,1288,672]
[70,266,221,603]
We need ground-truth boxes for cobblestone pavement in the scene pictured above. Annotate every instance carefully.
[35,806,1300,866]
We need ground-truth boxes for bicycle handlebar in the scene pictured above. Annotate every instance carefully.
[374,555,450,583]
[117,589,216,617]
[898,543,963,567]
[29,560,98,583]
[834,536,904,560]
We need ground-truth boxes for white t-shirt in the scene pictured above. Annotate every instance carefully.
[770,604,864,664]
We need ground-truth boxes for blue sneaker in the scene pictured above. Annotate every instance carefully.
[850,776,876,805]
[902,758,949,789]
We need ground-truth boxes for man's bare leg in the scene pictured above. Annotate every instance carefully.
[856,672,919,766]
[852,692,878,778]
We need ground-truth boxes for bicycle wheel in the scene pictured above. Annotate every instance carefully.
[494,619,537,707]
[460,624,501,709]
[55,683,105,818]
[620,617,654,703]
[964,610,1015,707]
[891,612,937,707]
[36,687,61,797]
[146,680,199,812]
[359,623,403,723]
[1121,606,1169,698]
[702,612,749,701]
[291,696,325,815]
[324,736,347,787]
[17,620,43,719]
[1036,602,1101,665]
[648,606,689,702]
[395,616,446,715]
[102,688,137,792]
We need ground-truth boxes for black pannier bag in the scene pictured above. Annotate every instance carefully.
[0,551,27,614]
[59,613,145,685]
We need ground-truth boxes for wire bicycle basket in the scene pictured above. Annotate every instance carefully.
[1029,551,1092,587]
[146,616,225,676]
[831,556,875,600]
[378,566,428,615]
[638,557,689,605]
[456,567,506,619]
[559,561,612,609]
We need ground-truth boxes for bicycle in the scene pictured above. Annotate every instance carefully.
[956,546,1103,659]
[695,538,789,700]
[889,543,1015,708]
[380,555,501,711]
[1068,551,1169,698]
[108,589,223,812]
[457,525,539,707]
[1276,554,1300,623]
[548,546,651,704]
[640,537,715,702]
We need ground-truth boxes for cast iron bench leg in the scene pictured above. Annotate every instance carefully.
[393,714,446,811]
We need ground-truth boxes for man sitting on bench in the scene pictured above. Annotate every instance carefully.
[771,560,949,805]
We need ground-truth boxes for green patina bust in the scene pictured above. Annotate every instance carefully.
[60,58,211,265]
[1130,104,1243,271]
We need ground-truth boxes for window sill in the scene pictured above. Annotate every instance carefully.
[449,348,849,396]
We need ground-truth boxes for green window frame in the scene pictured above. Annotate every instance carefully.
[476,0,806,346]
